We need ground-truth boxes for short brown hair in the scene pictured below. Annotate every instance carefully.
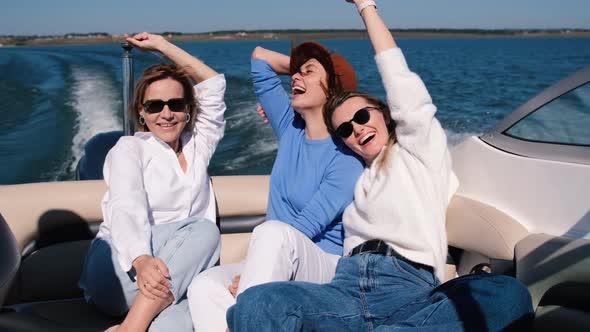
[130,64,197,132]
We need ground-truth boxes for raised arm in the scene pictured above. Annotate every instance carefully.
[250,47,294,138]
[128,32,226,163]
[251,46,291,75]
[348,0,396,53]
[126,32,218,83]
[347,1,449,169]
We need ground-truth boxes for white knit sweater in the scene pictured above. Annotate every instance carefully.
[343,48,459,282]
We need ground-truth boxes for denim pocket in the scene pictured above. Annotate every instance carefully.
[391,257,437,287]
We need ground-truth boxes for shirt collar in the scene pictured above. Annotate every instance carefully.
[133,131,193,152]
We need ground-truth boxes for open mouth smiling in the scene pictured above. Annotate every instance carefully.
[292,86,306,95]
[359,132,375,146]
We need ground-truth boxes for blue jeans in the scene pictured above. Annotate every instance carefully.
[227,253,533,332]
[79,217,220,332]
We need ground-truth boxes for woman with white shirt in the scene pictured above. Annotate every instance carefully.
[79,32,226,332]
[226,1,533,331]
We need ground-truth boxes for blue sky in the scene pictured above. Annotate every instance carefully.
[1,0,589,35]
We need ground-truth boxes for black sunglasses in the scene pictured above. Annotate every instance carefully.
[142,98,187,114]
[335,107,380,138]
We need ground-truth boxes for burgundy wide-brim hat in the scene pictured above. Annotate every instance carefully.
[290,41,358,91]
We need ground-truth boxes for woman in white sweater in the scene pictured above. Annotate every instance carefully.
[79,33,226,332]
[226,1,533,331]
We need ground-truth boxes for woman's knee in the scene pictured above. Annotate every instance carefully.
[459,274,534,328]
[482,275,534,331]
[251,220,293,245]
[183,219,220,251]
[492,275,533,312]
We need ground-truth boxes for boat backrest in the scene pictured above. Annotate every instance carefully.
[0,177,268,263]
[446,195,529,261]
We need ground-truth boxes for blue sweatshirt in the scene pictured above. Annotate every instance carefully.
[251,59,364,255]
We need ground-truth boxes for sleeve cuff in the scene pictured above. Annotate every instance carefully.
[118,243,151,273]
[194,74,226,97]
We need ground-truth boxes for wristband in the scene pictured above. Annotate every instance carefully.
[356,0,377,15]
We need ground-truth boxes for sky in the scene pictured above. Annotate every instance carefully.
[1,0,589,36]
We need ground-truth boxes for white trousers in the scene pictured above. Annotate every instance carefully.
[188,220,341,332]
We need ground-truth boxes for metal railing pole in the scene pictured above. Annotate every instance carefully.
[122,42,135,135]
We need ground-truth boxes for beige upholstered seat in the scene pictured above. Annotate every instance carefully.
[1,180,589,331]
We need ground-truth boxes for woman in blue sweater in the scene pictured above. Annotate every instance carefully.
[188,42,364,331]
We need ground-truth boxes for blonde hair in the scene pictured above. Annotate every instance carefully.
[324,91,397,171]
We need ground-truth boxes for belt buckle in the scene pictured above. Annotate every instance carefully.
[375,240,387,255]
[349,240,388,256]
[364,240,387,255]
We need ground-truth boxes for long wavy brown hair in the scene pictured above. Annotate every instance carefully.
[130,64,197,132]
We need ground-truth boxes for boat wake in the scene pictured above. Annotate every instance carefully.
[445,129,482,147]
[64,65,122,175]
[210,100,277,174]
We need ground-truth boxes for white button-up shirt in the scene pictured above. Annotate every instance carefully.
[97,74,226,272]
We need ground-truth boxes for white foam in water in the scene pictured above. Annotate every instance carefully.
[224,137,278,171]
[444,129,482,147]
[66,66,122,174]
[221,101,278,171]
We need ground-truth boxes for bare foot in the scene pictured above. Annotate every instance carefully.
[104,325,120,332]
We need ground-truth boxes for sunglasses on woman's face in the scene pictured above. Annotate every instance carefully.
[142,98,187,114]
[335,106,380,138]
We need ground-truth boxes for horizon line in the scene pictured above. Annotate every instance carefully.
[3,27,590,38]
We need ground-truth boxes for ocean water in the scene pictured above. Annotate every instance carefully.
[0,37,589,185]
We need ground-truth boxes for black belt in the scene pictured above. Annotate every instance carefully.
[348,239,433,273]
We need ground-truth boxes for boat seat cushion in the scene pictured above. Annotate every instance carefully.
[6,240,89,305]
[0,298,119,332]
[446,195,529,260]
[7,232,252,306]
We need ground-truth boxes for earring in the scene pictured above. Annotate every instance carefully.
[139,115,145,125]
[185,113,191,123]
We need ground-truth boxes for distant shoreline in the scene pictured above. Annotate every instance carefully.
[2,29,590,47]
